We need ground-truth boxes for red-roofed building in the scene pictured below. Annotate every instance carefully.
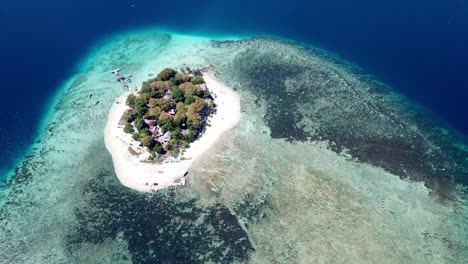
[148,120,156,127]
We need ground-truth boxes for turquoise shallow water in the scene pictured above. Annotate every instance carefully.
[3,0,468,184]
[0,31,467,263]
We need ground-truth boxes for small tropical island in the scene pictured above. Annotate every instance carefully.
[104,66,241,192]
[122,67,215,158]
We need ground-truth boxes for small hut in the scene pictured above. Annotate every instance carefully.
[161,131,172,142]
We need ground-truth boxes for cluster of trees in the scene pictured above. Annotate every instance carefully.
[122,67,214,157]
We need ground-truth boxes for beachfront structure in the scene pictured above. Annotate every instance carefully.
[161,131,171,142]
[111,68,131,91]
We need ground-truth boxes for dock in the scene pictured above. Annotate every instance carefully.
[145,177,187,197]
[111,68,131,91]
[165,178,186,197]
[166,185,176,197]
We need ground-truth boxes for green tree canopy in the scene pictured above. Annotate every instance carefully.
[132,132,141,141]
[151,143,165,155]
[137,93,151,104]
[149,98,158,108]
[191,76,205,85]
[158,113,175,133]
[125,65,215,157]
[135,118,148,131]
[158,68,177,81]
[184,95,195,105]
[172,87,185,102]
[174,115,186,127]
[170,77,183,86]
[124,123,134,134]
[187,105,202,130]
[176,102,188,116]
[147,106,162,120]
[150,80,172,93]
[190,97,206,113]
[176,72,190,82]
[150,89,162,98]
[140,135,155,148]
[124,113,136,123]
[136,105,148,117]
[140,85,152,94]
[158,113,171,125]
[179,82,200,97]
[172,128,182,139]
[154,98,172,111]
[141,78,157,93]
[139,128,151,137]
[185,129,199,142]
[134,98,148,117]
[126,94,136,107]
[187,116,202,130]
[135,98,147,108]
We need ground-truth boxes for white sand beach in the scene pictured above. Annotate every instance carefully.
[104,70,241,192]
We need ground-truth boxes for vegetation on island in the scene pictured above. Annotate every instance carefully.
[122,67,215,158]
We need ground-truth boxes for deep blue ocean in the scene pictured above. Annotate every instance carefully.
[1,0,467,177]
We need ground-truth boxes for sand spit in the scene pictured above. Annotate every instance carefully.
[104,70,240,192]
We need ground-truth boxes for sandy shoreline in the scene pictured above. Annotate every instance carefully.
[104,70,240,192]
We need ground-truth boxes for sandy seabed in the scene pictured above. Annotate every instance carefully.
[104,70,241,192]
[1,32,467,263]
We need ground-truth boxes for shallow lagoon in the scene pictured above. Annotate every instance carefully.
[0,32,467,263]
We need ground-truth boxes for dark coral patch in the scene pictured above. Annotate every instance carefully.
[215,38,468,199]
[66,169,253,264]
